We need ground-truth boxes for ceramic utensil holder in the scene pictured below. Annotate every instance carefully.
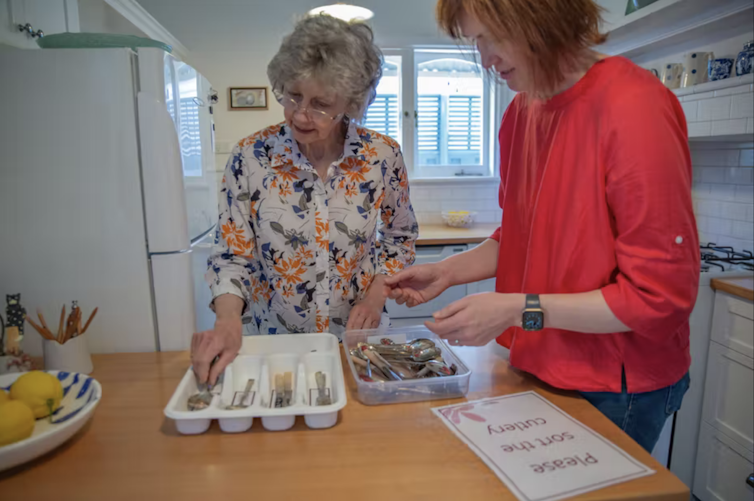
[44,335,93,374]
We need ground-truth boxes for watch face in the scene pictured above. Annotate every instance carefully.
[522,311,544,331]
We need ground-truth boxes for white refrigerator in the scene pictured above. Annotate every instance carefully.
[0,47,217,354]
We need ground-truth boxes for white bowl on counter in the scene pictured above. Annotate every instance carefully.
[0,371,101,471]
[442,211,477,228]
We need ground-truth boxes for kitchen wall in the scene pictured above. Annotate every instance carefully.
[78,0,147,37]
[137,0,452,152]
[692,142,754,251]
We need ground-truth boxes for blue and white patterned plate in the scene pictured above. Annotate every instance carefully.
[0,371,101,471]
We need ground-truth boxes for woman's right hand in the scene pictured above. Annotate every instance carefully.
[191,317,242,385]
[385,263,451,308]
[191,295,245,385]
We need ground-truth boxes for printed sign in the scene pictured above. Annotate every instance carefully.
[433,392,654,501]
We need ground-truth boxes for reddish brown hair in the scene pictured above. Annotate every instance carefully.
[436,0,607,94]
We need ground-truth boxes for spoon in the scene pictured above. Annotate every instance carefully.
[368,339,436,356]
[380,345,442,363]
[361,346,403,381]
[187,383,212,411]
[423,360,454,376]
[188,356,222,411]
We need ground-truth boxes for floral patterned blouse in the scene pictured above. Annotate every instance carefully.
[206,121,418,336]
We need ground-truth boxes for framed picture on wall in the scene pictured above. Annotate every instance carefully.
[229,87,268,110]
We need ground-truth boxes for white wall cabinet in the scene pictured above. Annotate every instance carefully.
[1,0,78,49]
[694,291,754,501]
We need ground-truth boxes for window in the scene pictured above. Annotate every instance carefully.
[364,56,402,145]
[364,49,500,179]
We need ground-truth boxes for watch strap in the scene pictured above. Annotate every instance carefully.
[525,294,541,309]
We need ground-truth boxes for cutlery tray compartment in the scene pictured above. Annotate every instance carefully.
[164,333,347,435]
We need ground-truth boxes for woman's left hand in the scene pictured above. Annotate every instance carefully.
[346,298,384,330]
[426,293,525,346]
[346,275,389,331]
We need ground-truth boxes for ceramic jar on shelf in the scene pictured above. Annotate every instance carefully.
[682,52,713,88]
[709,58,734,81]
[735,40,753,76]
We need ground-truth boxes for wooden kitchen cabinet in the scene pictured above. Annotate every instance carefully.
[1,0,78,49]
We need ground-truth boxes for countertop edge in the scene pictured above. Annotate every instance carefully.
[711,277,754,301]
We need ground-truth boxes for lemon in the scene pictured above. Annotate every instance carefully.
[0,400,35,446]
[0,389,10,406]
[10,371,63,419]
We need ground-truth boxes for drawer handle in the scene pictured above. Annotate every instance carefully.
[747,474,754,488]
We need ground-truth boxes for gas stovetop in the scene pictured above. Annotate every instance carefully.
[700,243,754,273]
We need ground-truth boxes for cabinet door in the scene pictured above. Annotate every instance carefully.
[711,291,754,359]
[693,422,754,501]
[702,341,754,452]
[467,278,496,294]
[459,243,496,294]
[385,245,467,319]
[1,0,78,49]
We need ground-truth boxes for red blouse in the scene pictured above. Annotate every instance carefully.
[491,56,700,393]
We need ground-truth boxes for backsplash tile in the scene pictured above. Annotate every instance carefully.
[692,143,754,251]
[410,181,502,225]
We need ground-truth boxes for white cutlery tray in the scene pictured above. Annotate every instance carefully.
[164,333,346,435]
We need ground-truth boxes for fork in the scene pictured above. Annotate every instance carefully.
[315,371,332,406]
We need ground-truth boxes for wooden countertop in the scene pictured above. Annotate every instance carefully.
[711,276,754,301]
[417,223,499,246]
[0,347,688,501]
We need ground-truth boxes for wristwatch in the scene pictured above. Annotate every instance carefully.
[522,294,545,331]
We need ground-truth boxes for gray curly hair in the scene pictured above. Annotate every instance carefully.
[267,15,383,121]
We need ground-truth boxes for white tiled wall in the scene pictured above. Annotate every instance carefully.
[408,180,502,226]
[679,80,754,138]
[692,143,754,251]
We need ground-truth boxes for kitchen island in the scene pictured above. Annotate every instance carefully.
[0,345,688,501]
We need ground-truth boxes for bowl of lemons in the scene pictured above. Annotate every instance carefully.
[441,211,477,228]
[0,370,101,471]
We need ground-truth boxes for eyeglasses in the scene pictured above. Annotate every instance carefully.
[275,91,343,124]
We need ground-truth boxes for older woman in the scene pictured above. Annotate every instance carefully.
[193,15,417,384]
[387,0,698,452]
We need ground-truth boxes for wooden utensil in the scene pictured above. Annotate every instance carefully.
[37,309,51,334]
[81,307,98,334]
[57,305,66,343]
[62,307,78,343]
[25,316,55,341]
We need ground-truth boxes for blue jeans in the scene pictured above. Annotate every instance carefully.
[579,371,690,453]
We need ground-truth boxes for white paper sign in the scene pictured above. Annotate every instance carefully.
[433,392,654,501]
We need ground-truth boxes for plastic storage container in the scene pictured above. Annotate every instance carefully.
[164,333,346,434]
[343,326,471,405]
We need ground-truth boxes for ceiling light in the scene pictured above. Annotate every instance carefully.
[308,4,374,22]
